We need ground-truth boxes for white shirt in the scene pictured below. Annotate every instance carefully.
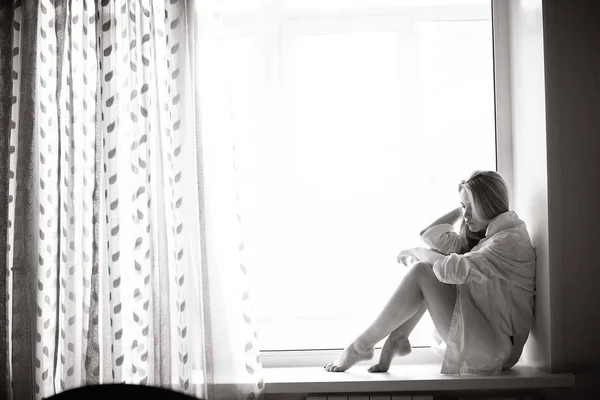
[420,210,536,375]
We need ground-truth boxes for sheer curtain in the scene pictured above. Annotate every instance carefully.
[189,1,265,398]
[0,1,264,399]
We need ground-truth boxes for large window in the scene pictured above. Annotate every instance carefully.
[218,0,496,352]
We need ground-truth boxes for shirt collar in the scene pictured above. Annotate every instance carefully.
[485,210,520,238]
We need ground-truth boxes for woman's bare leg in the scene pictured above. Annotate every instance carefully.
[325,262,456,372]
[368,302,427,372]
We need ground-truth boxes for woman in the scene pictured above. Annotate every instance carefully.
[325,170,536,375]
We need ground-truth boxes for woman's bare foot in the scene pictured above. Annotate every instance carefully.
[368,338,412,373]
[324,339,374,372]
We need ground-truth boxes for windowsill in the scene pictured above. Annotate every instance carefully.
[264,363,575,395]
[191,348,575,394]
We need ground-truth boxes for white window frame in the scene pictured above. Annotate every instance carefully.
[219,0,513,367]
[492,0,514,208]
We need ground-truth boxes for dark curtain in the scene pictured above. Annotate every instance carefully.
[0,2,13,394]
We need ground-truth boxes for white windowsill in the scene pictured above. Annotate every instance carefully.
[263,364,575,395]
[261,348,575,395]
[190,348,575,394]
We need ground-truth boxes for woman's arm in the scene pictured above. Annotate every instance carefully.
[398,247,446,266]
[419,207,463,236]
[431,232,536,287]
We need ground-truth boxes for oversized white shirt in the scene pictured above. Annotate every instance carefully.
[420,210,536,375]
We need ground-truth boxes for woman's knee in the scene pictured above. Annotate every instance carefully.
[413,261,431,269]
[411,261,434,278]
[410,261,445,290]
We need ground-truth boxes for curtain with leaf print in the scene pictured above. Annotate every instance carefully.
[0,0,264,399]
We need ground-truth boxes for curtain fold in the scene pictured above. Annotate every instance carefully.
[55,0,99,390]
[34,0,61,395]
[2,1,265,399]
[0,2,14,396]
[95,0,193,389]
[9,0,40,398]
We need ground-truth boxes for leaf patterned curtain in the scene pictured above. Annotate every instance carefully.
[0,1,265,399]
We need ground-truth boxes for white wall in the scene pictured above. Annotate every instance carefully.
[507,0,561,372]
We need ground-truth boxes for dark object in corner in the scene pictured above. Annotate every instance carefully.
[45,384,199,399]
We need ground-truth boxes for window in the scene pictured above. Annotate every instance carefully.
[217,0,498,354]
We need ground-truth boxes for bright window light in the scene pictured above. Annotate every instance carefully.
[219,0,495,351]
[285,0,490,11]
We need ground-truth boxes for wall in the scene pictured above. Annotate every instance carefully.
[540,0,600,396]
[506,0,558,372]
[510,0,600,395]
[542,0,600,372]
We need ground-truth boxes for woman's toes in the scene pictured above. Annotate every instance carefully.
[325,341,375,372]
[368,364,386,373]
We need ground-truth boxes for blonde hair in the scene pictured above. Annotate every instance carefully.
[457,170,509,253]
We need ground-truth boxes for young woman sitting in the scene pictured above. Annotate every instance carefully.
[324,170,536,375]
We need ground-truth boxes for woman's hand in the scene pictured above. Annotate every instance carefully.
[397,248,420,267]
[397,247,446,266]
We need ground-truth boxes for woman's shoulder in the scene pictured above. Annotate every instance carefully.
[485,224,535,260]
[486,212,531,240]
[491,227,532,245]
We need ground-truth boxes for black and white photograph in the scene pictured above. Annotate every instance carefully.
[0,1,598,399]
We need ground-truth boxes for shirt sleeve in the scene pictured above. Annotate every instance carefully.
[432,250,493,284]
[431,232,536,286]
[420,223,461,255]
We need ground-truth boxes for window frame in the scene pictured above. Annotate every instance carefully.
[219,0,513,367]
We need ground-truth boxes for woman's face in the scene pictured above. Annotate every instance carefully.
[459,188,489,232]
